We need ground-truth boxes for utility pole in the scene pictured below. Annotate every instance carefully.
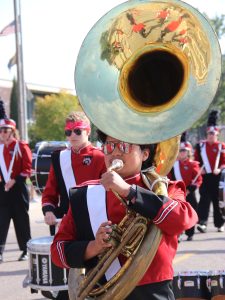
[13,0,28,141]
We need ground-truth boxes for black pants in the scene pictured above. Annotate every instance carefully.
[0,182,31,254]
[185,191,198,237]
[198,174,224,228]
[126,280,175,300]
[56,290,69,300]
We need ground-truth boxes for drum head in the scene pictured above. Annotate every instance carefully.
[27,236,53,253]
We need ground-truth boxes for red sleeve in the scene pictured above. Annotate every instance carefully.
[41,164,60,210]
[10,142,32,179]
[19,142,32,177]
[153,181,198,235]
[51,207,77,268]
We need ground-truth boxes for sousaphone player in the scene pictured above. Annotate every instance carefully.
[51,0,221,299]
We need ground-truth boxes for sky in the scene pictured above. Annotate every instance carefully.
[0,0,225,93]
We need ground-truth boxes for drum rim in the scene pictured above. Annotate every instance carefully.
[28,283,68,291]
[27,236,53,252]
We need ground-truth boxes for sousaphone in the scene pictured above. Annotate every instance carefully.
[70,0,221,299]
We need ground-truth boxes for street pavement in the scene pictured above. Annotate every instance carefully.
[0,196,225,300]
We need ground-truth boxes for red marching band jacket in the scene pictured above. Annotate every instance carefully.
[168,158,202,189]
[194,140,225,173]
[0,138,32,182]
[42,144,106,213]
[51,173,198,285]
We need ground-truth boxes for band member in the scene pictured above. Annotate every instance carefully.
[194,110,225,233]
[42,112,105,300]
[51,130,198,300]
[42,111,106,235]
[0,100,32,263]
[168,133,202,241]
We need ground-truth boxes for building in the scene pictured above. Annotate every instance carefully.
[0,79,75,120]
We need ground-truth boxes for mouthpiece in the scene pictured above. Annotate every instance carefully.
[108,159,124,171]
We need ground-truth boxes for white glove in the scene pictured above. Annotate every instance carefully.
[219,201,225,208]
[213,168,221,175]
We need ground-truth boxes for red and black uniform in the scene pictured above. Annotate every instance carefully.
[0,139,32,254]
[168,159,202,237]
[42,144,105,233]
[51,173,197,299]
[194,140,225,228]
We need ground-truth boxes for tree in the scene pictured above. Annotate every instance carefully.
[215,55,225,122]
[209,15,225,39]
[9,77,19,125]
[29,92,81,148]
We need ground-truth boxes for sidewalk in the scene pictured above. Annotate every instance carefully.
[0,198,49,300]
[0,197,224,299]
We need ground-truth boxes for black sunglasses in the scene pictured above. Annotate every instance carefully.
[65,129,82,137]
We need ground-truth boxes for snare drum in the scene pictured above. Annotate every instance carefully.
[27,236,68,291]
[31,141,68,194]
[173,271,210,300]
[207,270,225,300]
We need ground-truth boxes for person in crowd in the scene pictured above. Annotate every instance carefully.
[42,111,105,300]
[51,129,198,300]
[168,132,202,241]
[194,110,225,233]
[0,99,32,263]
[42,111,106,234]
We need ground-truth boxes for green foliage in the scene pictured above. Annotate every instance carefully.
[209,15,225,39]
[90,122,98,143]
[215,55,225,122]
[28,92,81,148]
[9,78,19,125]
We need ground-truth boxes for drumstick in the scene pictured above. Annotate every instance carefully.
[35,218,62,224]
[192,165,205,185]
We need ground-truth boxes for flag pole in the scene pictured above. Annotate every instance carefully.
[13,0,28,141]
